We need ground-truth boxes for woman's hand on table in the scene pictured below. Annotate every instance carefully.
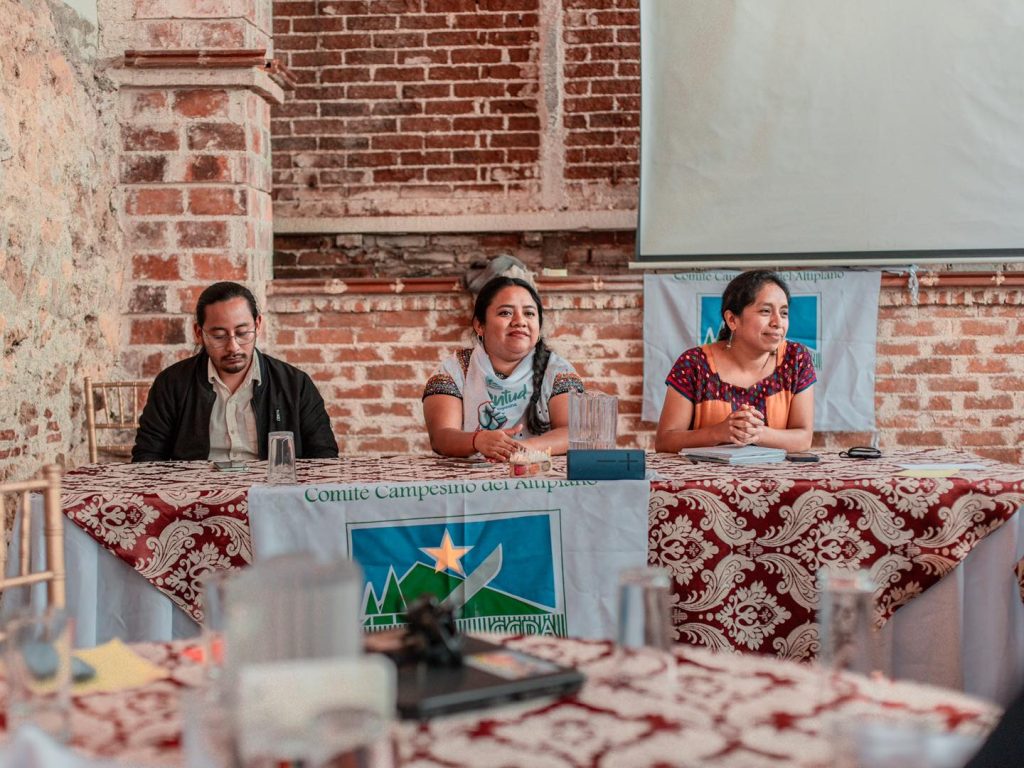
[473,428,522,462]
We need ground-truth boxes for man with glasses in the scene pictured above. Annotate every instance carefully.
[132,281,338,461]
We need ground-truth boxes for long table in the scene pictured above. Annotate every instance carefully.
[0,635,1000,768]
[14,450,1024,701]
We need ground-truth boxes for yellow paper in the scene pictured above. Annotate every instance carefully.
[895,468,960,478]
[72,638,170,694]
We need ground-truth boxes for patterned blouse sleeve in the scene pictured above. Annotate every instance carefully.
[665,348,702,401]
[545,352,585,397]
[422,373,461,400]
[792,343,817,393]
[551,371,585,397]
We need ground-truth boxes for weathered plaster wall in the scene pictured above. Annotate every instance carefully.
[0,0,125,481]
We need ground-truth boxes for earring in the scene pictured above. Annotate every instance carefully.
[725,330,733,350]
[477,334,483,344]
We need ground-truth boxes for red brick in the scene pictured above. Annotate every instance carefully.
[894,430,946,447]
[186,155,231,182]
[967,358,1011,374]
[285,348,325,363]
[129,285,168,313]
[993,340,1024,355]
[130,317,186,345]
[173,90,229,118]
[123,127,179,151]
[898,358,952,376]
[127,188,184,216]
[132,253,181,280]
[332,384,385,400]
[193,253,246,280]
[176,220,229,248]
[974,448,1021,464]
[122,154,167,184]
[189,188,246,215]
[128,220,169,249]
[347,15,397,30]
[962,431,1009,447]
[187,123,246,151]
[963,394,1014,410]
[365,364,416,381]
[930,339,977,355]
[363,402,415,418]
[307,328,357,344]
[374,167,421,183]
[394,382,427,399]
[960,319,1004,335]
[993,376,1024,391]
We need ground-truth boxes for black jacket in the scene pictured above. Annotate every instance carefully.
[132,350,338,462]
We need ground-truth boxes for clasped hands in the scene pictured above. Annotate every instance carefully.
[720,405,764,446]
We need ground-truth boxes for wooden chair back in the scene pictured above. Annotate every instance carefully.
[84,376,150,463]
[0,464,65,610]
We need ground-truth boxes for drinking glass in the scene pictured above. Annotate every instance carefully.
[198,567,234,686]
[568,391,618,451]
[817,567,878,676]
[308,705,396,768]
[224,556,366,765]
[4,608,73,744]
[617,566,673,651]
[266,431,297,485]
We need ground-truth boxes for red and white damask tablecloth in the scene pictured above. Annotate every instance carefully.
[60,450,1024,662]
[0,635,1000,768]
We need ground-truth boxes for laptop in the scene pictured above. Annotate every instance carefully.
[394,636,585,719]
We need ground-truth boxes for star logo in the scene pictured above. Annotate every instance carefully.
[420,530,473,576]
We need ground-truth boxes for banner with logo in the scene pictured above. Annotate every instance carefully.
[248,479,651,639]
[642,270,880,431]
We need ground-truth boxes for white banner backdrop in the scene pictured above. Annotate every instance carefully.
[249,479,651,640]
[642,270,881,431]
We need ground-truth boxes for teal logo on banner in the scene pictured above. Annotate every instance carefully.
[699,294,821,367]
[351,512,566,636]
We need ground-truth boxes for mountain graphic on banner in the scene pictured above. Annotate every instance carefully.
[363,562,551,629]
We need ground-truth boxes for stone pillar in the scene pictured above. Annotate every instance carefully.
[103,0,283,376]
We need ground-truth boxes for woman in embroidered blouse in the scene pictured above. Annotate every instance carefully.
[655,270,816,453]
[423,276,584,461]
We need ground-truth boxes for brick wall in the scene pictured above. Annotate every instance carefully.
[267,278,1024,464]
[119,85,276,377]
[273,229,635,278]
[111,0,282,378]
[271,0,639,220]
[0,1,124,482]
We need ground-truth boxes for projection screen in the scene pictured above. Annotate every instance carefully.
[638,0,1024,264]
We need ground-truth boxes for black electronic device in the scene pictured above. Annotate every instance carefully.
[384,595,584,720]
[785,452,820,463]
[394,635,585,719]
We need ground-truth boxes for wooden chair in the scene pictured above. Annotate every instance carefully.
[0,464,65,610]
[84,376,150,463]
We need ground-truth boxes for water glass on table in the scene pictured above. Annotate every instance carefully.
[198,567,235,686]
[615,566,675,689]
[266,431,297,485]
[817,567,879,677]
[3,608,73,744]
[568,391,618,451]
[226,556,366,765]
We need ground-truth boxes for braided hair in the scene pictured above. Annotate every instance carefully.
[473,276,552,435]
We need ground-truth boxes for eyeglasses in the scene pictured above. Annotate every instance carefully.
[202,328,257,348]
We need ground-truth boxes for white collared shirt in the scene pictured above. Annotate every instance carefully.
[207,349,261,461]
